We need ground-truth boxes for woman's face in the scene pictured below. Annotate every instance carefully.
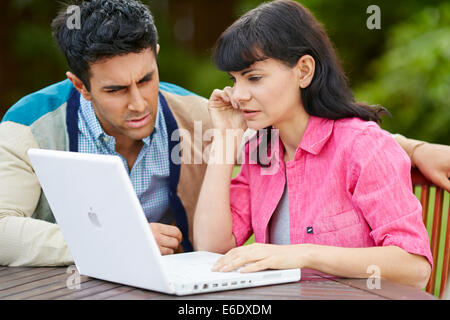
[228,58,303,130]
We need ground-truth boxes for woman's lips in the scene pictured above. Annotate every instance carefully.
[126,114,151,129]
[241,109,260,119]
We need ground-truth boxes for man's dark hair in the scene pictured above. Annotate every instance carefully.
[52,0,158,91]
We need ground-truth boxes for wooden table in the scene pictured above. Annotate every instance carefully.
[0,266,436,300]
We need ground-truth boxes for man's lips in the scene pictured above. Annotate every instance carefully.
[126,114,151,128]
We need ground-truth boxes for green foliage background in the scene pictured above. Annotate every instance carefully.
[355,2,450,143]
[0,0,448,145]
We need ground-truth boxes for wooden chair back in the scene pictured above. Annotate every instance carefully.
[411,168,450,299]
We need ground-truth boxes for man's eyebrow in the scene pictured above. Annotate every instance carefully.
[103,84,127,91]
[137,71,154,83]
[102,71,154,91]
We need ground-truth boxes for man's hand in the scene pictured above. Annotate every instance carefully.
[413,143,450,192]
[393,134,450,192]
[149,223,182,255]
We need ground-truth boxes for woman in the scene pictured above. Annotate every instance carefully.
[194,0,433,288]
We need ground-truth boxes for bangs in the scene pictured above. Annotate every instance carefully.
[213,21,268,72]
[212,4,299,72]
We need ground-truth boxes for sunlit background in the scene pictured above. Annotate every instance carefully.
[0,0,449,144]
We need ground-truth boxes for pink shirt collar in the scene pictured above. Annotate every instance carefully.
[272,116,335,166]
[298,116,335,156]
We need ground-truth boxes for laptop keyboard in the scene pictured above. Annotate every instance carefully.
[162,251,245,283]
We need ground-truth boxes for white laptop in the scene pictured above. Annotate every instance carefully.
[27,148,301,296]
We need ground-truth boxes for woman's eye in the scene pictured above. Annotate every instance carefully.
[249,76,261,82]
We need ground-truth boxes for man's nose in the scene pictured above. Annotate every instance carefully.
[128,85,147,112]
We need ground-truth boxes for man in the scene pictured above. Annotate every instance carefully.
[0,0,448,267]
[0,0,212,266]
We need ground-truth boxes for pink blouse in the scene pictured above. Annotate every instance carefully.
[230,116,433,267]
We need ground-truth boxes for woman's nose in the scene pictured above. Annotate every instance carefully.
[231,82,251,104]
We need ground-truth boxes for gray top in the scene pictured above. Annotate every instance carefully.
[268,183,290,244]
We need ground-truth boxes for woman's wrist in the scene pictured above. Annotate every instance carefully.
[209,129,245,165]
[293,244,315,269]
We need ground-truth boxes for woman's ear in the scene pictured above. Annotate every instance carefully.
[296,55,315,88]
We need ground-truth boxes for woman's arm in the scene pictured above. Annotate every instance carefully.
[212,243,431,289]
[193,138,237,253]
[193,87,248,253]
[303,244,431,289]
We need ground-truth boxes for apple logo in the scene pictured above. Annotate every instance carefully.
[88,207,102,228]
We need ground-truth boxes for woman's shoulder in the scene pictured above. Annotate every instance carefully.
[333,117,384,135]
[332,117,409,167]
[331,117,408,162]
[332,117,396,146]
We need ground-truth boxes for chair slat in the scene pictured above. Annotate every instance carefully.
[420,186,430,225]
[439,203,450,299]
[427,188,444,294]
[411,168,449,298]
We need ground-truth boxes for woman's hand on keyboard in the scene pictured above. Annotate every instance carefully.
[211,243,307,272]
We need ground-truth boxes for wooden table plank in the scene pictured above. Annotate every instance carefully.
[0,268,57,283]
[331,278,436,300]
[0,267,436,300]
[0,268,62,291]
[105,287,166,300]
[27,279,110,300]
[54,282,125,300]
[0,272,89,300]
[0,267,41,277]
[79,286,136,300]
[105,280,385,300]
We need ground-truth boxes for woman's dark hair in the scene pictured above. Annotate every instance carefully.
[51,0,158,91]
[213,0,389,124]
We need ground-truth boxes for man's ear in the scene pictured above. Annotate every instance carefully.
[66,72,92,101]
[295,55,315,89]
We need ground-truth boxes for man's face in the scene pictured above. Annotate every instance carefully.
[85,48,160,143]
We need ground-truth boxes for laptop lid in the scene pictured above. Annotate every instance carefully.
[27,148,175,294]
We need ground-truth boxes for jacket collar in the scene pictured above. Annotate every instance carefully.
[296,115,334,158]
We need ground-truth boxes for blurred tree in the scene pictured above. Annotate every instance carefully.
[355,2,450,144]
[0,0,67,114]
[0,0,448,145]
[150,0,235,98]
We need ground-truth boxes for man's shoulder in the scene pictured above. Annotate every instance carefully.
[2,79,75,126]
[159,82,202,98]
[159,82,208,106]
[159,82,210,125]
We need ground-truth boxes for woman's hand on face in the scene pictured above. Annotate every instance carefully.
[208,86,248,133]
[211,243,305,273]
